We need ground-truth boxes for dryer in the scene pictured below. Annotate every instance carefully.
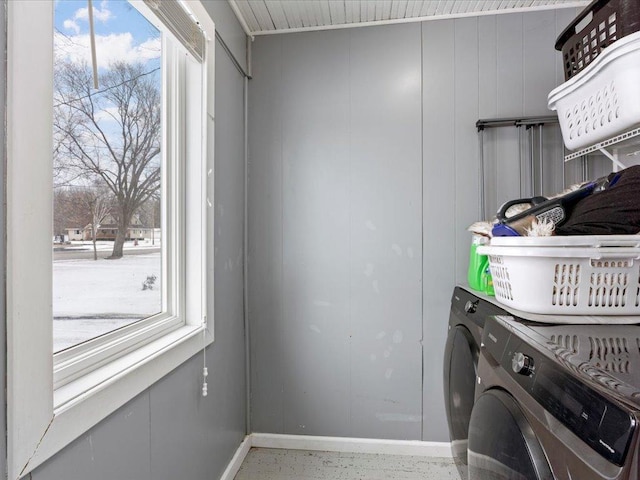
[444,287,511,478]
[470,314,640,480]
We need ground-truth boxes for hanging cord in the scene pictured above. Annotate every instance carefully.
[202,316,208,396]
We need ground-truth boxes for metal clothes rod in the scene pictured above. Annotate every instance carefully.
[477,114,562,219]
[476,115,558,131]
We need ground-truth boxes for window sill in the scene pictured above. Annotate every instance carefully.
[26,324,213,476]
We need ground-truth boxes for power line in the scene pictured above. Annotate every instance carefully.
[54,66,160,108]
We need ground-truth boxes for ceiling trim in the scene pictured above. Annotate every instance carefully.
[228,0,255,39]
[228,1,589,38]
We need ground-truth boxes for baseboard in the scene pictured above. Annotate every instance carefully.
[249,433,453,458]
[219,436,252,480]
[219,433,453,479]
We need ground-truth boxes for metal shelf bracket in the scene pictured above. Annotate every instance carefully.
[564,127,640,171]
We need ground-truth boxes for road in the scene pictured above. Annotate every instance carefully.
[53,246,161,261]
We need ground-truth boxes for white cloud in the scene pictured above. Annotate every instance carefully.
[63,19,80,35]
[55,31,161,68]
[61,0,113,35]
[94,106,121,124]
[73,0,113,23]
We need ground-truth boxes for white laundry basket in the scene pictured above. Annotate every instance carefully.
[548,31,640,150]
[477,242,640,315]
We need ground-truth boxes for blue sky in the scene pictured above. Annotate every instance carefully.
[53,1,162,167]
[55,1,157,42]
[54,0,161,69]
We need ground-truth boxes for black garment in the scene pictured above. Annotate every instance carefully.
[556,165,640,236]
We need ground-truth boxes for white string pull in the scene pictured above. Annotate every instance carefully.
[202,379,208,397]
[202,366,208,396]
[202,316,208,397]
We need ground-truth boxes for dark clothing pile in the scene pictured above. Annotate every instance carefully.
[556,165,640,236]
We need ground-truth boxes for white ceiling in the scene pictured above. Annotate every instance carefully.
[228,0,588,36]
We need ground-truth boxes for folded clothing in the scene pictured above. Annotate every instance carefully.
[556,165,640,236]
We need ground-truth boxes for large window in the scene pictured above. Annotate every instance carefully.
[7,2,215,478]
[53,0,164,353]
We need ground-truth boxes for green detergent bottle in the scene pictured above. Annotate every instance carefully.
[468,235,494,296]
[481,264,495,296]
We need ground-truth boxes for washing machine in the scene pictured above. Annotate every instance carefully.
[469,314,640,480]
[444,286,512,478]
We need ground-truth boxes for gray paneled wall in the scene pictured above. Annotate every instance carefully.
[0,3,7,478]
[281,28,352,436]
[421,17,456,442]
[29,38,247,480]
[249,23,423,440]
[248,8,580,442]
[348,24,422,439]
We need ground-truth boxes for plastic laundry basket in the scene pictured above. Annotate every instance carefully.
[548,31,640,150]
[489,235,640,248]
[556,0,640,80]
[477,244,640,315]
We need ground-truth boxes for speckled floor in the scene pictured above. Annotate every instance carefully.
[234,448,460,480]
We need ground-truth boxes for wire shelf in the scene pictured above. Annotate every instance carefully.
[564,126,640,162]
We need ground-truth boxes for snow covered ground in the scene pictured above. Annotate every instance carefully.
[53,251,161,352]
[56,239,160,252]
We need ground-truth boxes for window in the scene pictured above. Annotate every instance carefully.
[52,0,164,349]
[52,0,166,359]
[7,1,215,478]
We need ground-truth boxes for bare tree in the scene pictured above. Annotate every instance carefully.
[136,194,161,245]
[54,60,161,259]
[54,188,77,239]
[82,187,112,260]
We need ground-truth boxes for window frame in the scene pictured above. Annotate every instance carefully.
[53,9,184,388]
[6,2,215,478]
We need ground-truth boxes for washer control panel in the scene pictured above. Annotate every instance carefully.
[482,316,636,467]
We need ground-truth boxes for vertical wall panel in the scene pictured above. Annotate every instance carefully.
[524,11,557,116]
[349,23,422,440]
[453,17,480,283]
[496,14,524,207]
[478,16,497,120]
[280,29,352,437]
[542,123,567,195]
[0,3,6,478]
[478,16,499,217]
[497,15,524,118]
[422,19,455,442]
[248,34,286,433]
[524,11,564,197]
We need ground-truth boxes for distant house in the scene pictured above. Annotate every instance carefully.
[65,215,155,241]
[66,228,84,241]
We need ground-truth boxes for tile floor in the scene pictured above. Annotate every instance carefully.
[234,447,460,480]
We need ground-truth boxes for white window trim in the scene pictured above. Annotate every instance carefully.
[6,2,215,479]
